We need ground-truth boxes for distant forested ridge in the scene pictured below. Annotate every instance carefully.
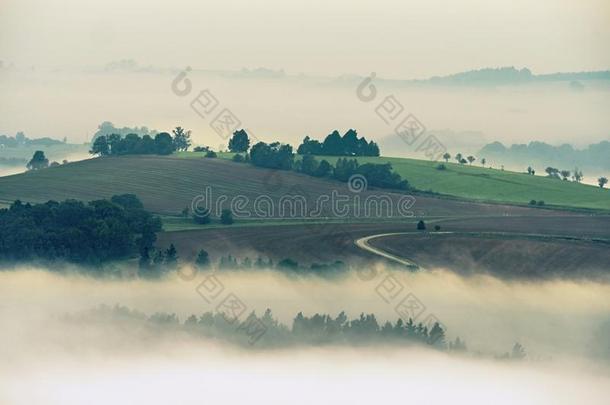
[0,132,66,148]
[422,67,610,85]
[478,140,610,172]
[0,195,161,265]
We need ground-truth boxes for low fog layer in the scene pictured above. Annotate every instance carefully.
[1,266,609,404]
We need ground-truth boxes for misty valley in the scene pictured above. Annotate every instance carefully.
[1,1,610,403]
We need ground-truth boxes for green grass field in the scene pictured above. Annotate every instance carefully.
[324,156,610,210]
[175,152,610,211]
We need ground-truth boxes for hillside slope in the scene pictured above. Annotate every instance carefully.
[177,152,610,211]
[0,155,574,217]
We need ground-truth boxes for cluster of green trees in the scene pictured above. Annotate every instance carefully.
[443,152,480,166]
[0,195,161,266]
[138,243,179,275]
[249,141,295,170]
[90,127,191,156]
[24,150,69,170]
[333,158,409,189]
[234,131,408,190]
[297,129,380,156]
[83,304,453,349]
[544,166,584,182]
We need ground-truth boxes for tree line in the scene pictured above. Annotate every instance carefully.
[225,130,409,191]
[77,304,454,350]
[296,129,380,156]
[0,195,161,266]
[89,127,191,156]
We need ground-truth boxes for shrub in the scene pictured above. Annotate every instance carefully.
[232,154,245,163]
[220,209,234,225]
[417,220,426,230]
[436,164,446,170]
[278,258,299,270]
[529,200,537,205]
[205,150,217,158]
[193,208,211,224]
[434,225,441,231]
[314,160,332,177]
[537,200,545,206]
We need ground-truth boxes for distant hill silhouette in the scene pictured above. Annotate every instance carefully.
[423,67,610,85]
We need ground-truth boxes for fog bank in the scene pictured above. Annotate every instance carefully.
[1,267,609,404]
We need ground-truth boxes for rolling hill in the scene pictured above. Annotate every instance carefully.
[177,152,610,211]
[0,155,565,218]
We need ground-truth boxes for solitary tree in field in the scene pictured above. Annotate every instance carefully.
[481,158,486,167]
[417,220,426,230]
[172,127,192,151]
[511,342,526,360]
[467,155,475,165]
[26,150,49,170]
[599,177,608,189]
[228,129,250,153]
[455,153,463,164]
[195,249,210,268]
[571,168,583,183]
[527,166,533,175]
[442,152,451,162]
[560,170,571,181]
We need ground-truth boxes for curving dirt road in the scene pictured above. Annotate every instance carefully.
[354,233,421,269]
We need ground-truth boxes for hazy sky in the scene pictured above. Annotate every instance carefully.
[1,0,609,148]
[1,0,609,78]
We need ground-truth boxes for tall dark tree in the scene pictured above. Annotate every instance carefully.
[26,151,49,170]
[172,127,192,152]
[90,136,110,156]
[154,132,175,155]
[228,129,250,153]
[195,249,210,268]
[322,130,344,155]
[342,129,359,155]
